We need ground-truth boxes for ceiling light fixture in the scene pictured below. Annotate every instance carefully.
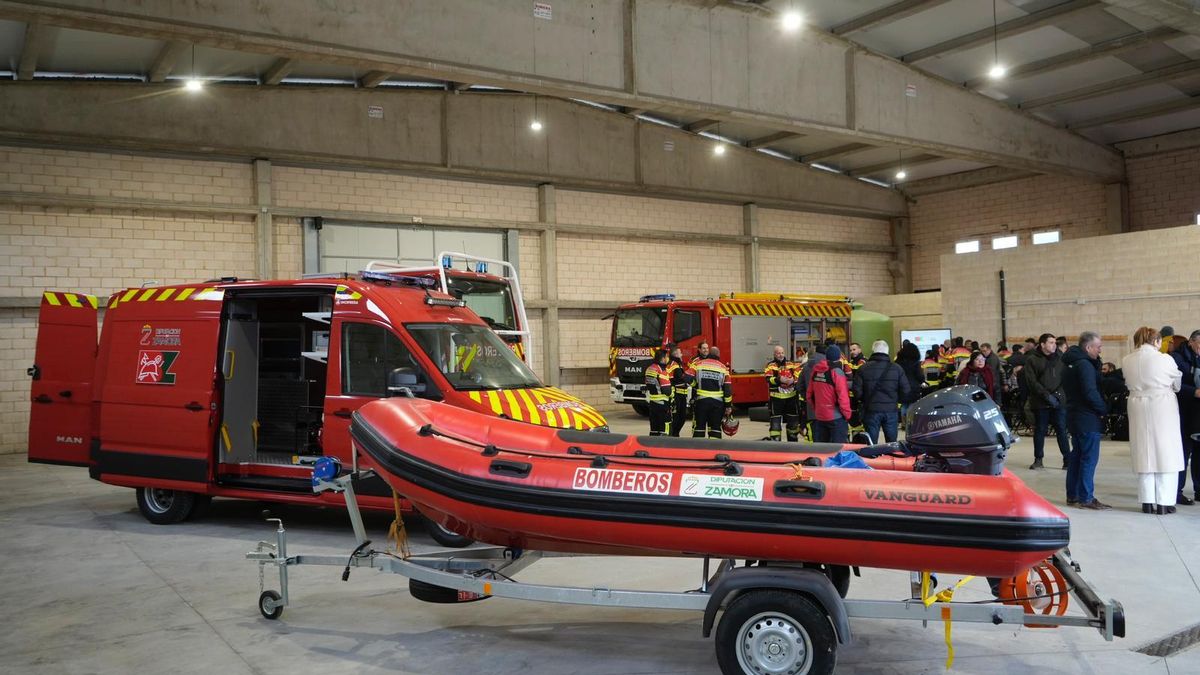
[713,143,727,156]
[988,0,1004,80]
[781,11,804,32]
[184,44,203,92]
[530,120,543,131]
[895,170,907,180]
[530,94,544,132]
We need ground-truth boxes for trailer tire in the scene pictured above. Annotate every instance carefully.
[408,579,490,604]
[631,403,649,417]
[135,488,196,525]
[715,590,835,675]
[424,516,474,548]
[802,564,851,599]
[258,590,283,620]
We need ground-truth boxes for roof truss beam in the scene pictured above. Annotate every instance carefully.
[683,119,720,133]
[745,131,801,149]
[359,70,393,88]
[1020,59,1200,110]
[962,26,1181,89]
[831,0,952,36]
[902,0,1101,63]
[1069,95,1200,129]
[17,19,50,80]
[850,154,942,178]
[261,57,294,85]
[147,39,188,83]
[802,143,874,163]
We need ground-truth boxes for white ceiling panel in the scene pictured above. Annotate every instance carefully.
[1098,4,1162,32]
[1053,83,1186,123]
[1002,56,1144,104]
[919,24,1091,84]
[37,26,161,74]
[850,0,1027,58]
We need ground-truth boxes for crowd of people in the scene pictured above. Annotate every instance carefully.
[644,325,1200,514]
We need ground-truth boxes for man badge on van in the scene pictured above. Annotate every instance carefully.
[136,350,179,385]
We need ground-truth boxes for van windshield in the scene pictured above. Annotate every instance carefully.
[407,323,541,391]
[612,307,666,347]
[445,277,517,332]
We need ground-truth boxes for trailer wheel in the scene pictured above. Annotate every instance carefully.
[424,516,474,548]
[715,590,835,675]
[135,488,196,525]
[631,403,650,417]
[258,590,283,620]
[802,564,851,599]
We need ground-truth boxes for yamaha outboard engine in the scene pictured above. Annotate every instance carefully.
[905,385,1014,475]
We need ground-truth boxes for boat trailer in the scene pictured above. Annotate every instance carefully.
[246,470,1124,674]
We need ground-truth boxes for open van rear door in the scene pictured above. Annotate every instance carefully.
[28,291,99,466]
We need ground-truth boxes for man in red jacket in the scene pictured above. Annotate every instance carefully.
[806,345,852,443]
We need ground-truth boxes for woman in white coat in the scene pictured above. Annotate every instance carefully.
[1122,327,1183,515]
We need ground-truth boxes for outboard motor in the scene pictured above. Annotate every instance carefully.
[904,386,1014,475]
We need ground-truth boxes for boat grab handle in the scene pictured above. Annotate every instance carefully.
[774,480,826,499]
[489,459,532,479]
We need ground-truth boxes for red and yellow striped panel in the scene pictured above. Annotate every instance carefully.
[41,291,99,310]
[716,301,850,318]
[467,387,608,430]
[509,341,527,362]
[335,284,363,301]
[107,286,224,309]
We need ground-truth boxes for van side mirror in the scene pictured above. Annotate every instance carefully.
[387,368,425,398]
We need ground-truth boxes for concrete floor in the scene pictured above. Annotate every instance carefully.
[2,410,1199,674]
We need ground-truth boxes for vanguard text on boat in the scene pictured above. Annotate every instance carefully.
[349,386,1070,578]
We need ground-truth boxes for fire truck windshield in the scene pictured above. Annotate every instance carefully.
[407,323,541,391]
[612,307,666,348]
[445,278,517,332]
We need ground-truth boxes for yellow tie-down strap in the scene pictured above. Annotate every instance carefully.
[921,571,976,670]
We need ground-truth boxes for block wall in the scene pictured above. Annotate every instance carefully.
[857,292,944,350]
[0,146,896,451]
[1126,146,1200,232]
[941,225,1200,364]
[908,175,1108,291]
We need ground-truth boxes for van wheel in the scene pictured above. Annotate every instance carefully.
[187,495,213,521]
[136,488,196,525]
[715,590,836,675]
[424,516,474,548]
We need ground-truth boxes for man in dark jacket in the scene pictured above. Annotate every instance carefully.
[853,340,911,443]
[1171,330,1200,505]
[1063,333,1109,510]
[1024,333,1071,470]
[980,343,1003,406]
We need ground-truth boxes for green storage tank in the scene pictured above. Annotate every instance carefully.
[850,307,894,356]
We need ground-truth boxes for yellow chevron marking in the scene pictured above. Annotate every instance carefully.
[174,287,195,301]
[156,288,176,301]
[64,293,82,308]
[502,389,524,422]
[122,289,139,303]
[43,292,61,306]
[517,389,542,426]
[485,390,504,415]
[220,424,232,453]
[468,391,482,404]
[85,294,98,309]
[137,289,156,302]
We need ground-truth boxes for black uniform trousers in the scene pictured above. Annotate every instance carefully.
[692,397,725,439]
[670,392,689,437]
[648,400,671,436]
[768,395,801,442]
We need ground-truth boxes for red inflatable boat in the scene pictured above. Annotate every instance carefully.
[350,387,1069,578]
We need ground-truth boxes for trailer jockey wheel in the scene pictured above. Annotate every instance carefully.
[997,559,1069,627]
[258,590,283,620]
[715,590,836,675]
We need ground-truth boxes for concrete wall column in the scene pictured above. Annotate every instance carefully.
[538,183,561,386]
[1104,182,1130,234]
[743,203,759,292]
[253,158,274,278]
[889,217,912,294]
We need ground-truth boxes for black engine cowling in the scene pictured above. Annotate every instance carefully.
[904,385,1014,475]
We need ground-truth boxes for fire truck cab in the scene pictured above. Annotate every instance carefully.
[609,293,854,412]
[28,272,605,542]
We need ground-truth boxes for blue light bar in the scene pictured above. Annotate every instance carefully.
[361,270,438,288]
[475,262,488,274]
[441,255,453,268]
[639,294,676,303]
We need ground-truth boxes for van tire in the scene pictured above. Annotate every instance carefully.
[187,495,213,521]
[424,516,474,548]
[136,488,196,525]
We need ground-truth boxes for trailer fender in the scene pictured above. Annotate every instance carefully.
[701,567,851,644]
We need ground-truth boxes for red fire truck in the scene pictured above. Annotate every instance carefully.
[365,251,533,363]
[28,272,605,545]
[609,293,854,413]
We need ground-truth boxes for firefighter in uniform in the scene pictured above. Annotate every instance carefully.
[690,346,733,439]
[846,342,867,371]
[668,343,689,437]
[644,349,674,436]
[921,349,944,389]
[764,345,803,442]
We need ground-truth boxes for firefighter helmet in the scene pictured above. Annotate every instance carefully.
[722,414,740,437]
